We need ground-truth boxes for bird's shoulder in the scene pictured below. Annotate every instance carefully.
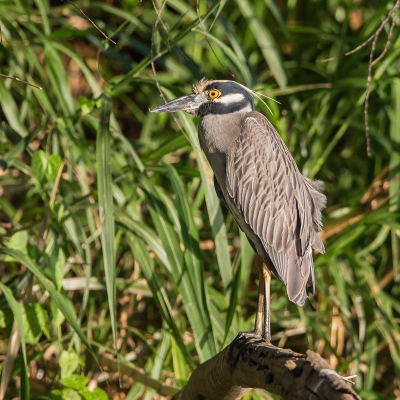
[238,111,292,154]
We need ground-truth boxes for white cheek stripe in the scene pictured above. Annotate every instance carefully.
[216,93,245,104]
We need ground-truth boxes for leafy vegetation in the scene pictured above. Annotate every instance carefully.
[0,0,399,399]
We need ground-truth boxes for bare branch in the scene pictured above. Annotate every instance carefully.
[320,1,400,156]
[172,337,361,400]
[196,0,234,77]
[149,0,197,149]
[99,354,179,397]
[0,73,42,90]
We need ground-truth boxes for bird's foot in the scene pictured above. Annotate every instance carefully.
[227,330,266,370]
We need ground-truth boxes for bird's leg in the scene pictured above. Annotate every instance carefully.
[252,261,264,336]
[262,264,272,342]
[227,260,265,367]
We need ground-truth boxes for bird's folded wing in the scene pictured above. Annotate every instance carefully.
[225,114,325,304]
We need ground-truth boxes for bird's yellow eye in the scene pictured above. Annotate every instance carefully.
[208,89,220,99]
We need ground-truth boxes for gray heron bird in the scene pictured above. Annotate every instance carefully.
[151,79,326,343]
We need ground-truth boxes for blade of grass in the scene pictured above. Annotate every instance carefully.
[117,213,172,270]
[390,79,400,280]
[171,336,188,387]
[0,283,29,400]
[96,94,118,358]
[0,80,29,138]
[162,162,202,298]
[235,0,287,88]
[139,174,217,360]
[0,248,97,362]
[124,232,195,369]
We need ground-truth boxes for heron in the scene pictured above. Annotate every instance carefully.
[151,79,326,343]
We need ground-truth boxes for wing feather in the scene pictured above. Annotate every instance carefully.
[225,113,326,305]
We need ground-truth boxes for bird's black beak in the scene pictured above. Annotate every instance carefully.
[150,93,206,114]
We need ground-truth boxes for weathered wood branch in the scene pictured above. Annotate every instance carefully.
[172,337,361,400]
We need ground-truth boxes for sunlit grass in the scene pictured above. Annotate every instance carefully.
[0,0,399,399]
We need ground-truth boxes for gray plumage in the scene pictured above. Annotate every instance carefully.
[151,78,326,308]
[200,111,325,305]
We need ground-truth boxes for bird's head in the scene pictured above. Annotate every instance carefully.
[150,79,254,117]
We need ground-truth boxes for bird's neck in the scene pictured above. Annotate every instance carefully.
[198,111,248,155]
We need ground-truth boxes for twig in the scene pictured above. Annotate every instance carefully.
[62,0,116,45]
[150,0,193,147]
[364,2,399,156]
[99,354,179,397]
[152,0,186,59]
[196,0,234,77]
[320,1,400,156]
[0,73,42,90]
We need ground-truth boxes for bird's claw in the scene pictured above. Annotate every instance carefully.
[227,331,265,370]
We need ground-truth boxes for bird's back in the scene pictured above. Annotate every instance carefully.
[199,111,326,305]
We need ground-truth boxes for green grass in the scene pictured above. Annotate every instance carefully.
[0,0,399,399]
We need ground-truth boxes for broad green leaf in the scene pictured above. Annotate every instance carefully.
[5,230,29,262]
[52,388,81,400]
[59,350,83,380]
[22,302,49,344]
[31,150,47,183]
[81,387,108,400]
[0,80,29,137]
[60,375,88,390]
[79,97,96,116]
[31,151,61,183]
[46,154,62,181]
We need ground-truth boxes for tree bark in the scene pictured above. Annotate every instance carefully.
[172,336,361,400]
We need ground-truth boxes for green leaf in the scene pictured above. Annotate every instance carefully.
[79,97,96,116]
[5,231,29,262]
[0,309,13,330]
[22,302,49,344]
[60,374,88,390]
[59,350,83,380]
[0,282,29,399]
[31,151,62,183]
[171,337,188,387]
[44,245,65,291]
[234,0,287,88]
[139,174,217,361]
[125,232,195,369]
[390,79,400,280]
[81,387,108,400]
[31,150,47,183]
[96,94,118,357]
[0,248,98,363]
[0,130,40,169]
[46,154,62,181]
[0,79,29,137]
[53,388,81,400]
[50,300,65,328]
